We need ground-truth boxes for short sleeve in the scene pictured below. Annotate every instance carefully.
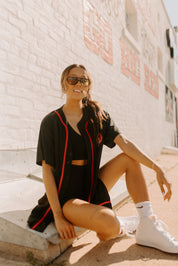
[103,112,120,148]
[36,116,55,167]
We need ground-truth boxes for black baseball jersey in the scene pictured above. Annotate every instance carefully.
[27,105,120,232]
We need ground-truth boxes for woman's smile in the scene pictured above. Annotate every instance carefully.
[73,89,83,93]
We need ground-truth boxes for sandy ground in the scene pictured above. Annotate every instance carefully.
[0,154,178,265]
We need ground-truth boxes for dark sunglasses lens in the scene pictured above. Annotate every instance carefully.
[81,78,90,86]
[67,77,90,86]
[67,77,78,85]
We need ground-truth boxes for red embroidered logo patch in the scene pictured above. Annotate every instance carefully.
[96,133,103,146]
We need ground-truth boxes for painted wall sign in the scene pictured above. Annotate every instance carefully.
[120,39,159,98]
[141,28,156,69]
[144,64,159,99]
[120,38,140,85]
[138,0,157,37]
[83,0,159,99]
[83,0,113,64]
[101,0,120,17]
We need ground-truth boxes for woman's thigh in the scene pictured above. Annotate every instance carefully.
[62,198,120,239]
[99,152,134,191]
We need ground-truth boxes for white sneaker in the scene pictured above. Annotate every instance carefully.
[117,215,139,237]
[136,215,178,253]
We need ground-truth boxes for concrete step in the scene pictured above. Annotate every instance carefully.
[0,168,128,263]
[0,209,86,248]
[0,174,45,213]
[27,166,42,182]
[0,169,24,184]
[110,178,128,206]
[0,149,37,175]
[161,146,178,155]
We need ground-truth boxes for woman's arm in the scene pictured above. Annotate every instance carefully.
[114,134,172,201]
[42,160,77,239]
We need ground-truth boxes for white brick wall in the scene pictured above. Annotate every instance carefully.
[0,0,178,161]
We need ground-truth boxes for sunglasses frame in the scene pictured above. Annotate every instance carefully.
[66,76,90,87]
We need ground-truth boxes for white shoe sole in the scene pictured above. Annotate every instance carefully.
[136,239,178,254]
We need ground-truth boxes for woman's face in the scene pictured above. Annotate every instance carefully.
[64,67,90,101]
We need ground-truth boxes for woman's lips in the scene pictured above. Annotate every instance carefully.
[73,89,83,93]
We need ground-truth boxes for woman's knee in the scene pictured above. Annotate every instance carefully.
[94,209,120,241]
[62,199,120,240]
[97,223,120,241]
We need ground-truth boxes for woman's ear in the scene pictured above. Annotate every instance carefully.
[63,84,68,93]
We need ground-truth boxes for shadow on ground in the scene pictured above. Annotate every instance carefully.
[59,237,178,266]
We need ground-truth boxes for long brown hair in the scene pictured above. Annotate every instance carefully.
[61,64,106,137]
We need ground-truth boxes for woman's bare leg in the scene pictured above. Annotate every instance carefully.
[99,153,149,203]
[63,153,148,241]
[62,199,120,241]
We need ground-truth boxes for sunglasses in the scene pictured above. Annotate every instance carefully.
[66,76,90,87]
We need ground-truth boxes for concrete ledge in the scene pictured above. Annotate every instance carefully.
[0,210,88,263]
[110,178,128,206]
[0,240,68,263]
[0,167,128,263]
[0,149,37,175]
[0,209,88,262]
[0,210,49,250]
[161,146,178,155]
[0,169,25,184]
[0,210,87,248]
[0,177,45,213]
[0,179,128,247]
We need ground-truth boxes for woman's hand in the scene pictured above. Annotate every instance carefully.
[54,213,77,240]
[155,166,172,201]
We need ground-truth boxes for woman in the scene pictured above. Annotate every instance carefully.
[28,64,178,253]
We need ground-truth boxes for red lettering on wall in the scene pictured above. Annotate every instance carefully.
[138,0,157,37]
[83,0,100,55]
[120,39,140,85]
[100,17,113,64]
[83,0,113,64]
[120,38,130,78]
[144,64,159,98]
[134,54,140,85]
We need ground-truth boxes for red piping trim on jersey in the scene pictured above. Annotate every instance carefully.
[54,111,69,194]
[32,111,68,230]
[99,201,111,206]
[85,121,94,203]
[32,207,51,230]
